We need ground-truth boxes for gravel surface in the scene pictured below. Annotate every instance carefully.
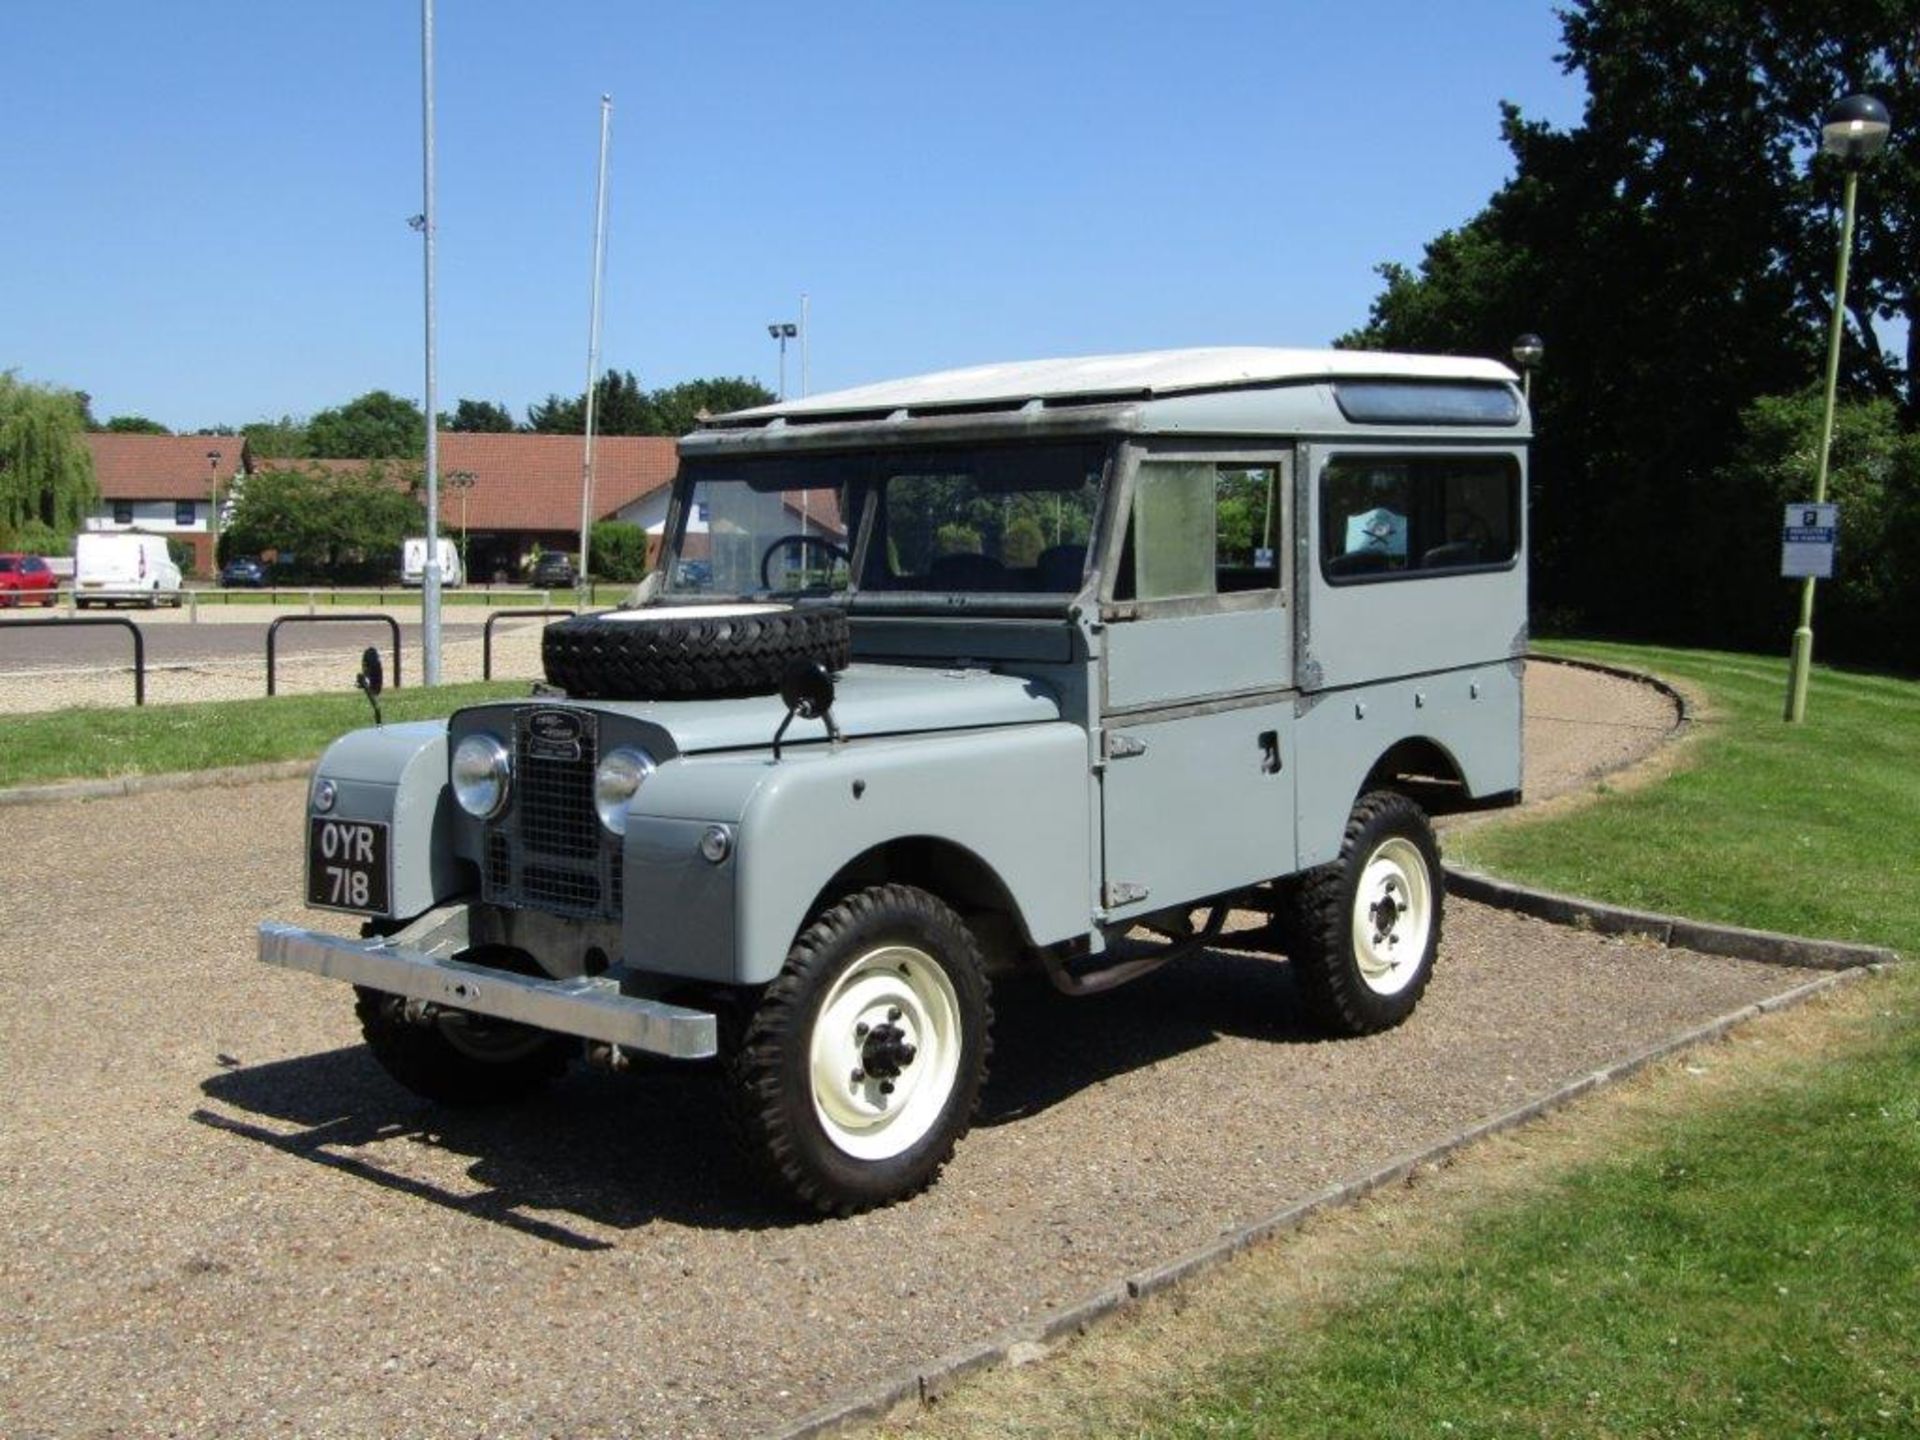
[1517,659,1680,800]
[0,680,1808,1440]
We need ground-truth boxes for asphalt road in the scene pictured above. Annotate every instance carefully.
[0,664,1808,1440]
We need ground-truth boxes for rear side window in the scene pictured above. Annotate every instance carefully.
[1320,454,1518,583]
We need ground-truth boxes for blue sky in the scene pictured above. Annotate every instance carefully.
[2,2,1586,431]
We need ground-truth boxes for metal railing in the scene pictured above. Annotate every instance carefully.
[0,616,147,705]
[482,609,574,681]
[266,614,401,697]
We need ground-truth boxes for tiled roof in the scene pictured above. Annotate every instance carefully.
[257,434,680,533]
[437,433,677,532]
[84,434,248,502]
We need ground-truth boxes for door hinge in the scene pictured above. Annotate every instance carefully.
[1102,881,1150,908]
[1103,731,1148,760]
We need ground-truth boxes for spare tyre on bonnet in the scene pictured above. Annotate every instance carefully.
[541,602,851,699]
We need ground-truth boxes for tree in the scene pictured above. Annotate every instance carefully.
[222,461,424,581]
[104,415,170,435]
[648,377,775,435]
[242,415,308,459]
[306,390,426,459]
[525,372,773,436]
[1340,1,1918,657]
[0,372,99,552]
[443,398,516,433]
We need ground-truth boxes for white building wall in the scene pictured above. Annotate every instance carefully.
[86,499,208,533]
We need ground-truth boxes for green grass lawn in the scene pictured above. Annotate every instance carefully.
[0,680,529,789]
[1452,641,1920,952]
[1140,964,1919,1440]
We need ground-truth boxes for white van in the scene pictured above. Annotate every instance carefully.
[74,532,184,608]
[400,536,464,588]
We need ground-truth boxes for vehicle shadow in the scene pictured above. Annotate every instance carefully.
[196,944,1318,1242]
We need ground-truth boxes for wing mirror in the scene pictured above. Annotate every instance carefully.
[356,646,385,725]
[771,658,839,760]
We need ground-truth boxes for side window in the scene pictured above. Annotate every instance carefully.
[1123,461,1283,602]
[1320,455,1517,582]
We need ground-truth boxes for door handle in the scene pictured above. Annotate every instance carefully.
[1258,730,1282,774]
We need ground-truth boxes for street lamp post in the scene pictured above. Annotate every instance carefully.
[768,321,798,400]
[205,447,226,581]
[446,470,477,572]
[1510,334,1544,403]
[1785,93,1891,724]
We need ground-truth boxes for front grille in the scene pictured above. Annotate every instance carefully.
[480,707,622,919]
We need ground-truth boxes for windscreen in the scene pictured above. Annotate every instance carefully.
[666,440,1108,599]
[862,442,1105,594]
[667,458,853,597]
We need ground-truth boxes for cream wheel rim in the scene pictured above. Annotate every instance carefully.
[1350,836,1433,996]
[808,944,963,1161]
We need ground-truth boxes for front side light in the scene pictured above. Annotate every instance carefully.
[594,746,657,835]
[312,778,337,813]
[452,733,512,818]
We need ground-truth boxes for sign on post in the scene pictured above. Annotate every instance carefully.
[1781,502,1838,580]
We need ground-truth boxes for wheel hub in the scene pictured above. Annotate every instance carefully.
[858,1019,917,1080]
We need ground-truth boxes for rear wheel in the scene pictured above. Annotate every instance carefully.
[723,884,991,1215]
[1282,790,1442,1035]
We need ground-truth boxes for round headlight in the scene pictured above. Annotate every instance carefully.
[312,778,337,814]
[594,747,657,835]
[452,733,511,818]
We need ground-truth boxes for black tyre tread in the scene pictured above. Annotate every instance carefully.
[353,987,571,1106]
[1287,790,1443,1037]
[722,883,992,1217]
[542,605,850,700]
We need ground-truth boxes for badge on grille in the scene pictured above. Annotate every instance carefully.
[526,708,585,761]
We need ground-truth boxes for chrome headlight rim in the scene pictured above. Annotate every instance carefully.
[594,746,657,835]
[452,732,512,819]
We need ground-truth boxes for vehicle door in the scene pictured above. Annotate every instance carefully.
[1095,444,1296,920]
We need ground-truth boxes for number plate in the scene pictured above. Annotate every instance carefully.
[307,817,392,915]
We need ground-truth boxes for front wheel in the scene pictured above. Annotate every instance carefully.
[353,956,572,1106]
[724,883,991,1216]
[1283,790,1442,1035]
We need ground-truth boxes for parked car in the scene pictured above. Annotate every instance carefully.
[260,345,1529,1216]
[530,551,577,589]
[73,533,182,608]
[0,553,59,607]
[221,556,268,589]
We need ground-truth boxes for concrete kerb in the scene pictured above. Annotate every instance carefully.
[0,758,315,809]
[767,963,1881,1440]
[1443,866,1898,969]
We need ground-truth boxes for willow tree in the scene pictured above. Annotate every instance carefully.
[0,373,98,550]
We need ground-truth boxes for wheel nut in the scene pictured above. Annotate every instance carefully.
[887,1007,901,1022]
[851,1068,865,1085]
[878,1080,894,1095]
[855,1022,869,1039]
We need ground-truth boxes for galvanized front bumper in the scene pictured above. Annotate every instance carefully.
[257,903,716,1060]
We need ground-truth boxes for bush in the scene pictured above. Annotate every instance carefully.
[590,521,649,582]
[164,535,196,576]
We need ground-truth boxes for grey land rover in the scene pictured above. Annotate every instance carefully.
[261,346,1528,1215]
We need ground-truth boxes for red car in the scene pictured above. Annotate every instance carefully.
[0,553,59,607]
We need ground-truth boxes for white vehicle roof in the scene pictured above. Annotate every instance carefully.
[718,346,1517,422]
